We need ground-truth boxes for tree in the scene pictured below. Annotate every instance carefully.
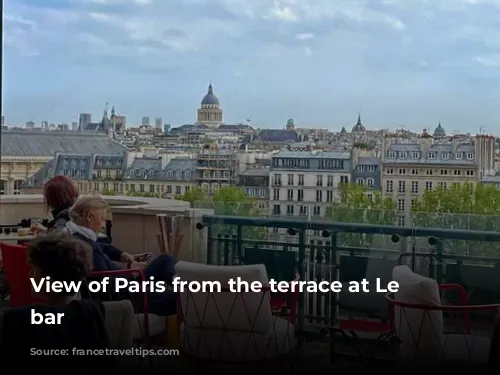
[175,187,206,208]
[325,183,397,249]
[412,182,500,256]
[202,186,267,240]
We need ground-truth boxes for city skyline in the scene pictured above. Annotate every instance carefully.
[4,0,500,132]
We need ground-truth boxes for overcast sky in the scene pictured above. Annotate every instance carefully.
[4,0,500,133]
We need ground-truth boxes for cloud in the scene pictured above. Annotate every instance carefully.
[5,0,500,129]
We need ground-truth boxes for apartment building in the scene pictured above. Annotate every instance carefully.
[381,132,495,225]
[195,146,239,195]
[269,150,351,219]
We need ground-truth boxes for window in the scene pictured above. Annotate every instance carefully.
[397,198,405,211]
[176,186,181,194]
[411,199,416,209]
[298,174,304,186]
[441,152,450,160]
[438,182,447,189]
[273,205,281,215]
[288,174,294,185]
[440,169,448,175]
[411,169,419,175]
[398,216,405,227]
[0,180,6,195]
[286,205,294,215]
[316,190,322,202]
[412,152,420,159]
[385,180,393,193]
[398,180,405,193]
[326,190,333,202]
[399,169,406,175]
[428,152,436,159]
[425,181,433,191]
[356,178,364,185]
[273,174,282,185]
[316,175,323,187]
[273,188,280,200]
[297,190,304,201]
[388,151,396,158]
[426,169,433,175]
[455,152,463,160]
[454,170,461,175]
[299,205,307,215]
[366,178,375,187]
[340,176,349,184]
[113,183,119,191]
[287,189,293,201]
[167,185,172,194]
[399,152,408,158]
[313,206,321,216]
[149,184,155,193]
[13,180,23,195]
[467,153,474,160]
[466,170,475,176]
[327,175,334,187]
[411,181,419,194]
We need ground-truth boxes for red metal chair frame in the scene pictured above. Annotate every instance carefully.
[86,269,152,354]
[176,283,299,366]
[0,242,44,307]
[330,283,471,364]
[385,283,500,367]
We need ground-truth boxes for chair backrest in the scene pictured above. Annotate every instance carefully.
[175,261,273,334]
[0,242,44,307]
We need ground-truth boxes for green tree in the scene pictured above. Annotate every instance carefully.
[175,187,207,208]
[325,183,397,249]
[198,186,267,240]
[412,182,500,256]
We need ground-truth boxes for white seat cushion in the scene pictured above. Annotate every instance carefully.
[175,261,272,334]
[133,313,164,340]
[392,265,444,362]
[179,317,296,361]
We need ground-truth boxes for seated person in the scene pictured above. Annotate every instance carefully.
[0,233,112,369]
[30,175,79,235]
[64,194,177,316]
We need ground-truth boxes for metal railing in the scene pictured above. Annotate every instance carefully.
[198,215,500,332]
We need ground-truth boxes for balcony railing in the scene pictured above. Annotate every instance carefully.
[197,214,500,334]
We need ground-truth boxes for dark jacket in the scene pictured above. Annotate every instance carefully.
[63,221,122,272]
[0,299,112,370]
[47,207,71,232]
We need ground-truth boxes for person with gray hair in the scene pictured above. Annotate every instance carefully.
[64,194,177,316]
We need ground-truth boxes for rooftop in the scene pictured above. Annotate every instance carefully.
[0,131,128,157]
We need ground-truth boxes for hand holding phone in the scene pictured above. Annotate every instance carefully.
[134,252,153,263]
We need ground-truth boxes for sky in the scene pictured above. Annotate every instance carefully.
[3,0,500,133]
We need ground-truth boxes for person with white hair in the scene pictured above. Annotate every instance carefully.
[64,194,177,316]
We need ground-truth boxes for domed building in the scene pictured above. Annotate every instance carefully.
[433,122,446,138]
[196,82,223,129]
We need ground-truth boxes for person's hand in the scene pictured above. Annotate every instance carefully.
[128,261,147,270]
[30,222,47,236]
[134,252,153,263]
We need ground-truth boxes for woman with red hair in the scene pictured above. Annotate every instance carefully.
[30,175,79,235]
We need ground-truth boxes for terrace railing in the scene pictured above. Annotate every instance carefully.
[197,214,500,333]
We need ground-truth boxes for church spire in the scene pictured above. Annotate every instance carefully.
[356,113,362,126]
[208,81,213,95]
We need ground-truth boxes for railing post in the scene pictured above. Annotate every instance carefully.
[206,225,213,264]
[236,225,243,265]
[297,230,306,342]
[330,232,338,327]
[436,238,444,283]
